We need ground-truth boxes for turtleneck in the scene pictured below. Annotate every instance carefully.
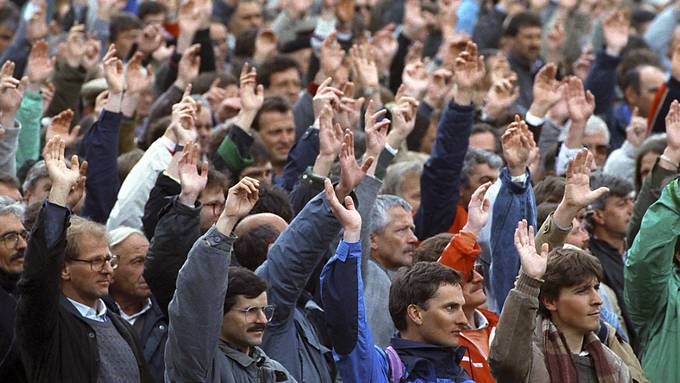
[0,268,20,298]
[390,336,469,381]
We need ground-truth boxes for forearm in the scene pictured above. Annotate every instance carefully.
[584,50,620,116]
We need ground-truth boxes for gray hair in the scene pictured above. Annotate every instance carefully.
[381,161,424,197]
[22,160,48,194]
[589,172,633,210]
[461,147,503,188]
[0,196,24,220]
[370,195,412,234]
[584,115,610,143]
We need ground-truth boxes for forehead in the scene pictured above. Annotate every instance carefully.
[236,1,261,15]
[78,235,110,258]
[270,68,300,83]
[583,130,608,145]
[112,234,149,254]
[202,185,226,200]
[386,207,414,225]
[0,214,23,232]
[517,26,541,37]
[0,182,21,200]
[471,163,500,179]
[258,111,294,130]
[233,291,268,308]
[428,283,465,305]
[563,276,599,292]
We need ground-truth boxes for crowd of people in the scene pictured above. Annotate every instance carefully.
[2,0,680,381]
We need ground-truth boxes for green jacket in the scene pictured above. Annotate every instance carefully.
[625,178,680,382]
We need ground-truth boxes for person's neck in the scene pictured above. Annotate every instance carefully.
[112,294,146,316]
[553,319,586,354]
[593,226,626,255]
[369,251,398,272]
[220,336,251,355]
[63,286,98,310]
[463,306,476,328]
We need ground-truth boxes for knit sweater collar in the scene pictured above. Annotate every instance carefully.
[390,336,468,381]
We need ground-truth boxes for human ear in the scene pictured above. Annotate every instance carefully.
[407,304,423,326]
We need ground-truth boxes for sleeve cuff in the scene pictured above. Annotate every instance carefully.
[203,225,237,251]
[524,111,545,126]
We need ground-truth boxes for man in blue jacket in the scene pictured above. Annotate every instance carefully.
[321,178,473,383]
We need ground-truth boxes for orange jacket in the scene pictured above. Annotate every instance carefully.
[438,230,498,383]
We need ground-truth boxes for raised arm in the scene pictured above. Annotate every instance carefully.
[0,61,26,178]
[415,42,484,240]
[165,177,259,382]
[16,137,83,366]
[321,178,388,382]
[489,219,549,382]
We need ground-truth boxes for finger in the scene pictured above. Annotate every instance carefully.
[361,156,374,173]
[200,160,209,177]
[182,83,192,99]
[324,178,338,205]
[540,243,550,257]
[79,159,89,176]
[318,77,333,90]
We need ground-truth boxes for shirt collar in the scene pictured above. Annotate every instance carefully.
[67,297,108,322]
[116,298,153,324]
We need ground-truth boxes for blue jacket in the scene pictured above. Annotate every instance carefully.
[79,110,122,224]
[415,101,473,240]
[584,50,628,151]
[489,168,536,311]
[321,240,473,383]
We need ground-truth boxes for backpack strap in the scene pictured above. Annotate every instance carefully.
[385,346,404,383]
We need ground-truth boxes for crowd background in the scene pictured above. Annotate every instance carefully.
[1,0,680,381]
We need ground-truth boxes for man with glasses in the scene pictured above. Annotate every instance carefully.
[0,196,28,382]
[165,176,294,382]
[15,137,151,382]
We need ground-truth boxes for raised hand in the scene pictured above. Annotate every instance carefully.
[125,51,154,95]
[45,109,80,148]
[625,107,648,148]
[463,181,492,235]
[26,39,54,89]
[423,68,453,109]
[529,63,563,118]
[312,77,343,118]
[319,32,345,79]
[663,100,680,168]
[223,176,260,220]
[603,10,629,57]
[81,36,102,71]
[484,75,519,120]
[335,82,364,131]
[402,58,429,98]
[318,105,343,157]
[178,142,209,206]
[176,44,201,90]
[514,219,549,280]
[178,0,212,35]
[66,160,89,210]
[239,63,265,113]
[386,96,418,149]
[403,0,427,40]
[350,43,380,91]
[64,24,86,69]
[26,4,48,42]
[363,100,390,159]
[372,25,398,74]
[167,85,198,144]
[254,29,278,64]
[336,129,373,199]
[138,24,164,55]
[565,76,595,124]
[572,46,594,81]
[325,178,361,241]
[44,136,85,206]
[502,115,536,176]
[453,41,485,105]
[0,61,27,127]
[102,44,124,94]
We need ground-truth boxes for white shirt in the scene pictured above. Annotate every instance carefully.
[116,298,153,326]
[67,297,108,322]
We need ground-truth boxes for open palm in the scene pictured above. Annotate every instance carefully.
[563,149,609,209]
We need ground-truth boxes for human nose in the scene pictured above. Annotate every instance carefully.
[591,289,602,306]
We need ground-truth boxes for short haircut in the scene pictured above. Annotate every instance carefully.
[635,134,667,192]
[137,1,168,21]
[370,195,412,235]
[0,4,20,31]
[109,12,144,42]
[223,266,268,314]
[252,96,291,132]
[381,161,424,197]
[584,115,610,143]
[470,123,501,153]
[461,147,503,188]
[589,172,633,210]
[539,247,603,316]
[65,216,109,261]
[533,176,565,205]
[536,202,559,229]
[22,160,48,194]
[206,168,232,195]
[0,174,20,190]
[0,196,24,220]
[617,50,661,93]
[412,233,454,263]
[143,115,171,150]
[191,71,238,95]
[117,149,144,184]
[250,183,293,223]
[256,55,300,88]
[389,262,463,331]
[503,11,542,37]
[233,27,259,58]
[233,224,279,271]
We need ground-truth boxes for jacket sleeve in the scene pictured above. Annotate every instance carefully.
[80,110,122,223]
[0,121,20,177]
[643,6,679,67]
[535,212,571,253]
[490,168,537,311]
[584,49,621,122]
[321,240,390,383]
[142,172,181,239]
[165,226,235,382]
[213,124,254,175]
[15,90,43,169]
[388,32,413,94]
[106,135,175,231]
[438,230,480,276]
[256,190,341,328]
[16,202,70,361]
[406,101,433,152]
[624,179,680,341]
[0,27,31,77]
[293,90,315,141]
[45,61,87,118]
[626,159,677,248]
[144,196,202,317]
[414,101,474,240]
[281,127,319,192]
[488,272,542,382]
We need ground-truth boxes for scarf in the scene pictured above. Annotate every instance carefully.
[542,317,618,383]
[390,337,471,382]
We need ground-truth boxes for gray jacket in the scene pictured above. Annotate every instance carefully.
[0,121,20,177]
[165,226,295,383]
[256,175,383,382]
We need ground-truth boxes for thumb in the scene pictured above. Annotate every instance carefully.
[589,187,610,202]
[361,156,374,173]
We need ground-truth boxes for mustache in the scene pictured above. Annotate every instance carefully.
[247,325,266,332]
[10,251,24,261]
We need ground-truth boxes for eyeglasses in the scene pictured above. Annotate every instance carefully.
[235,305,275,322]
[69,254,118,271]
[0,230,29,249]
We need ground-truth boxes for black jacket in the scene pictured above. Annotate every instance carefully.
[16,202,152,383]
[0,270,25,382]
[104,295,168,383]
